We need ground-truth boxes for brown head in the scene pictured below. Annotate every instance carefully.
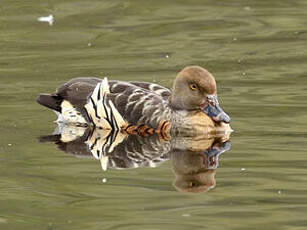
[170,66,231,123]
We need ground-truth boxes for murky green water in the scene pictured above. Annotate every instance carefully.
[1,0,307,229]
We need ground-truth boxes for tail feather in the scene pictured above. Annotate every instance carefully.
[36,94,62,112]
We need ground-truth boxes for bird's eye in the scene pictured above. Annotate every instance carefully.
[189,83,197,91]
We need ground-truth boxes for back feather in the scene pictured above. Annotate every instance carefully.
[84,78,128,130]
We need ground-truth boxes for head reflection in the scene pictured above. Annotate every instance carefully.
[171,141,231,193]
[39,124,231,193]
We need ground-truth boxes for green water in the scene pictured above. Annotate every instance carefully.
[1,0,307,229]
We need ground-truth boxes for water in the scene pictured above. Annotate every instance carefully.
[1,0,307,229]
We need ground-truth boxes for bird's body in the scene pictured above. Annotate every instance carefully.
[38,77,173,131]
[37,66,231,136]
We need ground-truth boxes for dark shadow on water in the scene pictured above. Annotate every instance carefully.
[39,124,231,194]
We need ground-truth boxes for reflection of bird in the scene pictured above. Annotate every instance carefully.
[37,66,231,136]
[38,125,91,157]
[39,124,231,193]
[39,125,171,170]
[171,141,231,193]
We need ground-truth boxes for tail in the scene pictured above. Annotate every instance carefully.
[84,77,127,130]
[36,94,62,112]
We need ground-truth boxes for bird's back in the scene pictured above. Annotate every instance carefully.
[37,77,172,129]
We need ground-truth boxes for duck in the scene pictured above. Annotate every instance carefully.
[37,66,231,136]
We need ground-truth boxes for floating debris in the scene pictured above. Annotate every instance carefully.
[8,143,12,146]
[277,190,282,194]
[88,42,92,47]
[244,6,251,11]
[182,214,191,217]
[165,54,170,59]
[102,178,107,183]
[38,14,54,26]
[0,217,7,223]
[241,168,246,171]
[233,37,237,41]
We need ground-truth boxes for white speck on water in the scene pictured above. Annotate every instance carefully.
[233,37,237,41]
[88,42,92,47]
[241,168,246,171]
[238,59,242,63]
[182,214,191,217]
[8,144,12,146]
[244,6,251,11]
[242,72,247,76]
[278,190,282,194]
[165,54,169,58]
[38,14,54,26]
[102,178,107,183]
[0,217,7,223]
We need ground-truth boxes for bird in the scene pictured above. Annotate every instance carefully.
[36,66,231,136]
